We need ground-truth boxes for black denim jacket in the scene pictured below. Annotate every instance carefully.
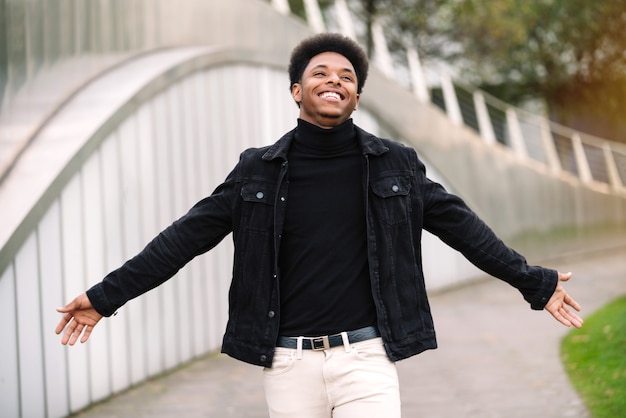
[87,126,557,367]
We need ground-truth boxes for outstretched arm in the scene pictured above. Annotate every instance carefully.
[55,293,103,345]
[544,272,583,328]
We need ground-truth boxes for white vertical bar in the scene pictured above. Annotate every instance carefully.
[100,131,131,394]
[371,19,394,78]
[271,0,290,15]
[81,152,112,402]
[61,175,91,413]
[16,235,46,418]
[540,120,562,174]
[0,266,20,418]
[473,91,497,145]
[572,133,593,183]
[259,66,277,145]
[406,47,429,102]
[182,76,200,205]
[167,86,187,216]
[39,201,70,418]
[334,0,357,39]
[506,108,528,158]
[603,142,623,189]
[440,73,463,126]
[13,239,41,417]
[220,67,239,175]
[303,0,326,33]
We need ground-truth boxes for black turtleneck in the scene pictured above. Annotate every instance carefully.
[278,118,377,336]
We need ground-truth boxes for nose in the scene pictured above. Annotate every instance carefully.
[327,73,341,85]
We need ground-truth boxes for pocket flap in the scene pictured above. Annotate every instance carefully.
[371,176,411,198]
[241,181,275,204]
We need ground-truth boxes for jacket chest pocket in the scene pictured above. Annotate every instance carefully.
[241,181,276,233]
[370,176,411,225]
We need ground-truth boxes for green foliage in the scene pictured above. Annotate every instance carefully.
[561,296,626,417]
[374,0,452,59]
[432,1,626,141]
[446,1,626,86]
[283,0,626,141]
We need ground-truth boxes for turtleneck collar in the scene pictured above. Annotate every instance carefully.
[294,118,357,153]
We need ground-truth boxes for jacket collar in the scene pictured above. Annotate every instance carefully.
[262,124,389,161]
[355,125,389,156]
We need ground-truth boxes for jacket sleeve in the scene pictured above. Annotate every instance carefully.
[418,162,557,310]
[86,165,239,317]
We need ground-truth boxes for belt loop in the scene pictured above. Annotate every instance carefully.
[296,336,304,359]
[341,331,350,352]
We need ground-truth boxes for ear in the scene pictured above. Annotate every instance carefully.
[354,93,360,111]
[291,83,302,105]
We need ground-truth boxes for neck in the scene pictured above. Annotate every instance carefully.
[295,118,356,152]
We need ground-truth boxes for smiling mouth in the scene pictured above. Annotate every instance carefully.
[319,91,343,101]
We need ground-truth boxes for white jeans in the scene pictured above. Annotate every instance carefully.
[263,337,401,418]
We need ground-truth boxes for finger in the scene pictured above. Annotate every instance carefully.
[551,309,572,327]
[61,322,73,345]
[560,306,584,328]
[558,271,573,282]
[56,302,76,335]
[80,326,93,343]
[55,316,69,335]
[62,320,80,346]
[563,294,582,312]
[547,300,575,327]
[68,324,84,346]
[56,299,77,314]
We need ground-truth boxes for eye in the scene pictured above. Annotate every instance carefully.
[313,71,326,77]
[341,75,354,81]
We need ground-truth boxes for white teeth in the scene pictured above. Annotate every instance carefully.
[320,92,341,100]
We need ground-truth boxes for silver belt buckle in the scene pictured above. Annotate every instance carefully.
[311,335,330,350]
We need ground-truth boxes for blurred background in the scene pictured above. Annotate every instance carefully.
[1,1,625,417]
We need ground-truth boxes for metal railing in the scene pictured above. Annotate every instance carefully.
[270,0,626,194]
[444,82,626,192]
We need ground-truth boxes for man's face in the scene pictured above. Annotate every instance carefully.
[291,52,360,129]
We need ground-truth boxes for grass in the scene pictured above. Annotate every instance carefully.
[561,296,626,418]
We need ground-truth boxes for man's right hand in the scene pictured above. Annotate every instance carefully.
[544,271,583,328]
[55,293,103,345]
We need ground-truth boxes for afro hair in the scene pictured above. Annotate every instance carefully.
[288,33,369,94]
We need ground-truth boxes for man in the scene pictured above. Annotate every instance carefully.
[56,33,583,418]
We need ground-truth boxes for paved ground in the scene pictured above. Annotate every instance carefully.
[72,243,626,418]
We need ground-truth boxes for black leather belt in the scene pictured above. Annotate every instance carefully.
[276,326,380,350]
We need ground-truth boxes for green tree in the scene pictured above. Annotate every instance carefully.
[443,0,626,142]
